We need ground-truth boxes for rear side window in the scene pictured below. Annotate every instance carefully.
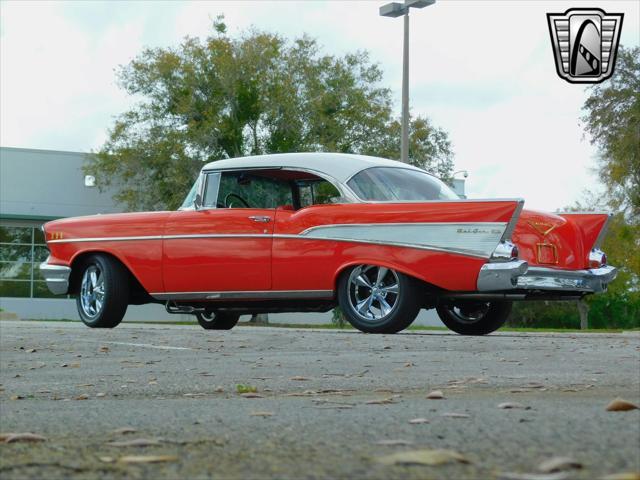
[348,167,459,201]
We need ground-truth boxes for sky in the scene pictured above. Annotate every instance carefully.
[1,0,638,211]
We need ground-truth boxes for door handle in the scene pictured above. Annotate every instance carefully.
[248,215,271,223]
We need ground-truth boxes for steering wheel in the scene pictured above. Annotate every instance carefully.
[224,193,250,208]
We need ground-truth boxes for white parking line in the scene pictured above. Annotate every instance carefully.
[0,333,193,351]
[98,341,192,351]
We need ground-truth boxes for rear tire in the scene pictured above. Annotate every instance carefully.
[338,265,420,334]
[75,254,129,328]
[196,311,240,330]
[436,301,512,335]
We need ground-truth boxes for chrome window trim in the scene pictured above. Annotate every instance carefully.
[151,289,334,301]
[200,166,359,204]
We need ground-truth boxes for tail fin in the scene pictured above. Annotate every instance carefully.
[559,213,612,252]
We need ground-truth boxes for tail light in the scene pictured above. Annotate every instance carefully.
[589,249,607,268]
[492,241,519,261]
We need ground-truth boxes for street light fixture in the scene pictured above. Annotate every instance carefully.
[380,0,435,164]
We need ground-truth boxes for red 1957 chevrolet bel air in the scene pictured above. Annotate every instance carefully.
[40,153,617,335]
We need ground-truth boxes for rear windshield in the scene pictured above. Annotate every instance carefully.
[347,167,459,201]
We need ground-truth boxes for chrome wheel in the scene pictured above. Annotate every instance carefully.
[443,302,490,324]
[80,265,105,318]
[347,265,400,322]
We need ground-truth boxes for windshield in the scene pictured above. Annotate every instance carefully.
[179,176,201,210]
[347,167,459,201]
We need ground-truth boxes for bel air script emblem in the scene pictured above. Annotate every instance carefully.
[547,8,623,84]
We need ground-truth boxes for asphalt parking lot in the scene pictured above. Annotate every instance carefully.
[1,320,639,479]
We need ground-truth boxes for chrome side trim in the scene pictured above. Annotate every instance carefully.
[48,235,164,244]
[299,222,507,235]
[477,260,528,291]
[46,233,500,259]
[151,290,335,301]
[299,222,507,259]
[515,265,617,293]
[39,261,72,295]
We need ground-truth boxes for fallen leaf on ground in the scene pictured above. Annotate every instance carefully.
[366,397,396,405]
[250,411,274,417]
[538,457,582,473]
[106,438,162,447]
[2,433,47,443]
[75,394,89,400]
[99,346,110,352]
[236,384,258,394]
[377,448,469,466]
[240,392,264,398]
[426,390,444,399]
[498,402,530,410]
[442,412,470,418]
[289,376,310,381]
[408,418,429,424]
[605,398,639,412]
[498,473,570,480]
[111,427,137,435]
[600,473,640,480]
[374,439,414,446]
[118,455,178,464]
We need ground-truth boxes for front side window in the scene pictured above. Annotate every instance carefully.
[347,167,459,202]
[199,171,293,209]
[179,175,202,210]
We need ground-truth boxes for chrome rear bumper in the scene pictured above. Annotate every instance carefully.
[477,260,617,294]
[40,261,71,295]
[515,265,617,293]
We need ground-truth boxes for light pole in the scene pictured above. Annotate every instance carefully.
[380,0,435,164]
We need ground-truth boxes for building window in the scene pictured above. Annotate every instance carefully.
[0,224,61,299]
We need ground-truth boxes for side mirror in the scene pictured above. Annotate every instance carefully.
[194,193,203,210]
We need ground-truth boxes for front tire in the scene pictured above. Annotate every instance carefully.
[76,254,129,328]
[196,311,240,330]
[436,301,512,335]
[338,265,421,334]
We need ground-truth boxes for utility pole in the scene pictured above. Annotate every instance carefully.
[380,0,435,163]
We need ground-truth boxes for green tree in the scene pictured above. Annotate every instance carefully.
[87,20,455,211]
[582,46,640,220]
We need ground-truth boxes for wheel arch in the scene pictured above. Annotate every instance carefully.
[68,250,152,304]
[332,260,440,295]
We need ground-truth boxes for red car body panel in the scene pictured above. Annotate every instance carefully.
[513,210,610,270]
[44,200,524,295]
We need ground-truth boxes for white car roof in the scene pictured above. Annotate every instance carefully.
[201,152,424,183]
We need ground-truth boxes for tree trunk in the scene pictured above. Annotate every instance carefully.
[249,313,269,324]
[577,299,589,330]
